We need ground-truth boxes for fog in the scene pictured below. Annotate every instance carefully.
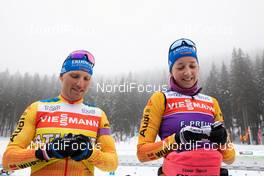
[1,0,263,76]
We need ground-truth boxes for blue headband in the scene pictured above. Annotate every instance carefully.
[60,56,93,76]
[168,40,198,72]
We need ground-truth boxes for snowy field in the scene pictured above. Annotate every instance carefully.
[1,137,264,176]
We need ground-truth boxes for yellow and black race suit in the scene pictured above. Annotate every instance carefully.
[3,95,118,176]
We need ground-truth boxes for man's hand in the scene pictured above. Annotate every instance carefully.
[35,133,74,161]
[69,134,93,161]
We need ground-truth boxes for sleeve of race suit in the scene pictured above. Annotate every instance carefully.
[212,98,236,164]
[137,92,177,162]
[2,102,39,171]
[84,110,118,171]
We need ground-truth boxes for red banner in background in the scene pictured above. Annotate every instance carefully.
[258,126,262,145]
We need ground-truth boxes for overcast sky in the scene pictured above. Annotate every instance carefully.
[1,0,264,76]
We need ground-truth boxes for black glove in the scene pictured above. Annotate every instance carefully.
[69,134,93,161]
[35,133,73,161]
[175,126,209,144]
[208,121,227,145]
[220,168,229,176]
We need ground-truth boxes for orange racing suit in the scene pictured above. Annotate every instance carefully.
[2,95,118,176]
[137,91,235,164]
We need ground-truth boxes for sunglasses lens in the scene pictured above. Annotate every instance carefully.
[70,50,95,67]
[70,52,85,59]
[170,40,183,50]
[86,52,95,65]
[170,39,196,51]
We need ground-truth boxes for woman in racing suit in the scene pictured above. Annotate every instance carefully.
[137,38,235,176]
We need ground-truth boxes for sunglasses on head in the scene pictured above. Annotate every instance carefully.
[169,38,196,52]
[67,50,95,67]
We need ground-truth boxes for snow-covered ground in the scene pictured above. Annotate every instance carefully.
[1,136,264,176]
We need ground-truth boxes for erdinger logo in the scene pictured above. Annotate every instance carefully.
[44,105,60,111]
[167,92,184,97]
[81,108,95,114]
[72,60,89,65]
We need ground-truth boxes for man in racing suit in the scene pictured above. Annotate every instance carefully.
[2,50,118,176]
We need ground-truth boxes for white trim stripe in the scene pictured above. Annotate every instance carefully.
[164,91,213,103]
[163,111,214,118]
[37,102,102,116]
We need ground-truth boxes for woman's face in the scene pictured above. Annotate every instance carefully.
[171,56,199,89]
[60,70,92,101]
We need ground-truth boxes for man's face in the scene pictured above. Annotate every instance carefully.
[60,70,92,101]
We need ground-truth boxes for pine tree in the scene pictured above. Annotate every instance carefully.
[230,48,258,142]
[254,55,263,123]
[259,52,264,119]
[204,63,220,98]
[218,62,233,128]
